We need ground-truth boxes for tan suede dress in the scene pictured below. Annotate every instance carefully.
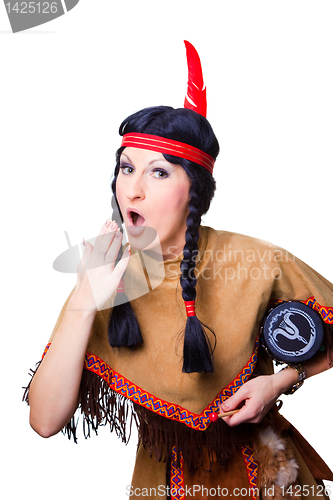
[28,226,333,499]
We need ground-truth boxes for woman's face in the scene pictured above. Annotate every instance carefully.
[116,147,191,259]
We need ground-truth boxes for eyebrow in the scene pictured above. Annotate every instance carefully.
[120,152,171,167]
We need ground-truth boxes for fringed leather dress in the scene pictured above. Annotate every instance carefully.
[24,226,333,499]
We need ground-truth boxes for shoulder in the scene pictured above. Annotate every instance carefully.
[200,225,285,258]
[198,226,296,272]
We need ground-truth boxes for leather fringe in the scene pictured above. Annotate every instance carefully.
[23,362,138,445]
[63,369,139,444]
[23,363,257,473]
[135,404,257,474]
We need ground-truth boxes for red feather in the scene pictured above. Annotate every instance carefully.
[184,40,207,118]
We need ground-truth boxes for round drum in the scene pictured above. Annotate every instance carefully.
[261,301,324,363]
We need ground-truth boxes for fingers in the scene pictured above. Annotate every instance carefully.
[95,219,119,254]
[220,385,247,413]
[218,379,270,427]
[77,238,93,274]
[223,401,265,426]
[80,218,128,275]
[218,386,250,427]
[82,238,93,260]
[104,228,123,264]
[97,218,116,237]
[220,407,248,427]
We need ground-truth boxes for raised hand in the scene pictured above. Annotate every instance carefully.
[72,219,130,312]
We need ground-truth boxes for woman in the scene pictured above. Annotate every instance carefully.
[24,42,333,499]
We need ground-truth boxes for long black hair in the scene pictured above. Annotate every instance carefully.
[108,106,219,373]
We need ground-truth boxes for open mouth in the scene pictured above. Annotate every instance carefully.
[128,208,146,227]
[125,208,147,236]
[130,211,145,226]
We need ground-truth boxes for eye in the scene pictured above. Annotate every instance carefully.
[152,168,169,179]
[119,165,134,175]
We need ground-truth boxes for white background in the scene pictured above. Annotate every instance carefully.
[1,1,332,498]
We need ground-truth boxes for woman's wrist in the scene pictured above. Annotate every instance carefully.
[271,366,301,397]
[67,290,99,316]
[51,294,97,347]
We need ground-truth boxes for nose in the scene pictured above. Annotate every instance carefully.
[126,173,145,201]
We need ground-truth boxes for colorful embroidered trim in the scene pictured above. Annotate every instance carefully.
[303,296,333,324]
[42,337,258,432]
[42,345,50,358]
[184,300,196,317]
[170,447,185,500]
[269,296,333,325]
[169,445,258,500]
[242,446,259,500]
[121,133,215,174]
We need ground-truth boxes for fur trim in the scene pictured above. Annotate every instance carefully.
[276,459,299,488]
[259,427,285,454]
[253,426,299,499]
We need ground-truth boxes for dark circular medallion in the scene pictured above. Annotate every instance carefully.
[261,302,324,363]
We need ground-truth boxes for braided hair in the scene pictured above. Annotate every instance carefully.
[109,106,219,372]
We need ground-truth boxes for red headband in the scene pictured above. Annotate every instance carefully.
[121,133,215,174]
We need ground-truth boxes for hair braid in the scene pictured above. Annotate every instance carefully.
[180,186,215,373]
[180,188,200,301]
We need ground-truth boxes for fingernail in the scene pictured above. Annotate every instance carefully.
[110,220,118,230]
[105,218,111,227]
[83,238,86,247]
[115,228,121,238]
[124,244,131,256]
[222,401,230,410]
